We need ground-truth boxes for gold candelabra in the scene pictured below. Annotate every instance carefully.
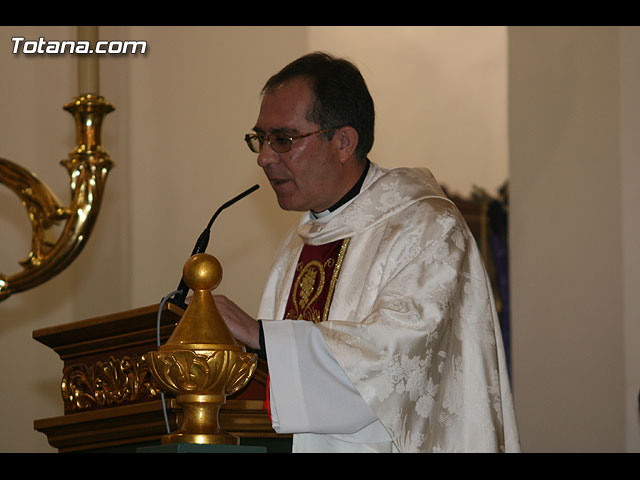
[0,94,114,302]
[145,253,258,445]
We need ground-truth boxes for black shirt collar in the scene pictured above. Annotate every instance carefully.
[313,159,370,216]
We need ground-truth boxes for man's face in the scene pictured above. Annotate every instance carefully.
[253,77,342,212]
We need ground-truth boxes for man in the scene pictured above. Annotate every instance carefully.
[214,52,520,453]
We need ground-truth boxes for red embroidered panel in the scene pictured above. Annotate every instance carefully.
[284,238,350,323]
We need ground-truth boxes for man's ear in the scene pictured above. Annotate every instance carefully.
[335,126,359,164]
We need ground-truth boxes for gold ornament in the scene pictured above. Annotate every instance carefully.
[0,94,114,301]
[145,253,257,445]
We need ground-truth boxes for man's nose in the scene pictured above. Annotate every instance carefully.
[257,143,279,168]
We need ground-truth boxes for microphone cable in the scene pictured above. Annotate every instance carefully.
[156,289,181,434]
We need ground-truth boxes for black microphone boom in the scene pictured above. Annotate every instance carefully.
[169,184,260,308]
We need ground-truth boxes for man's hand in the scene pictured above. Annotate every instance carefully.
[212,294,261,350]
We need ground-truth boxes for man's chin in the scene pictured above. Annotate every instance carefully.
[274,193,307,212]
[277,200,306,212]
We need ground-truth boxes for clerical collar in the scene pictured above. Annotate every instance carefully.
[311,160,370,220]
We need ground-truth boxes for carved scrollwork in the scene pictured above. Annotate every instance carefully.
[146,349,257,397]
[61,354,160,413]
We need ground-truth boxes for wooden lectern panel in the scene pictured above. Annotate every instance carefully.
[32,303,288,452]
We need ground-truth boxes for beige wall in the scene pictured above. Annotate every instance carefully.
[620,26,640,451]
[1,26,77,453]
[509,26,639,452]
[306,26,508,196]
[0,26,637,452]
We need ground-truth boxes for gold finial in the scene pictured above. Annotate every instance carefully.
[145,253,257,445]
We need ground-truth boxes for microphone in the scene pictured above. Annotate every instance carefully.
[168,184,260,308]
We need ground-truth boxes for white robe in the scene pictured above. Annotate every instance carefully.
[258,162,520,453]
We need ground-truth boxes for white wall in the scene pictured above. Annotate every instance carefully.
[0,26,81,453]
[508,26,639,452]
[307,26,508,196]
[124,26,308,315]
[620,26,640,451]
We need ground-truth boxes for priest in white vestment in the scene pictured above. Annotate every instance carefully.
[214,52,520,453]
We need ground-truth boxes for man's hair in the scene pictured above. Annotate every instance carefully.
[262,52,375,162]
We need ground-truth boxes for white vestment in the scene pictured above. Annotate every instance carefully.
[258,162,520,453]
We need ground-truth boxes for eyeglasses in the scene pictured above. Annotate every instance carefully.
[244,128,337,154]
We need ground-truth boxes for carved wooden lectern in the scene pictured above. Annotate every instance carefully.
[32,302,291,453]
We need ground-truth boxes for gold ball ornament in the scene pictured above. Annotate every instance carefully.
[182,253,222,292]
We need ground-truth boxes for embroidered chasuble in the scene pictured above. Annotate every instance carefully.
[284,239,350,323]
[259,162,520,452]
